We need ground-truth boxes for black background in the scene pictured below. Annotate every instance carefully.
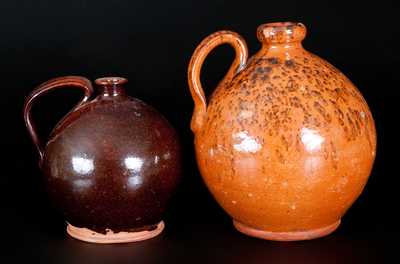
[1,0,398,263]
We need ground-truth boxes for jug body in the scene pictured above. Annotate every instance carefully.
[188,22,376,241]
[24,76,182,243]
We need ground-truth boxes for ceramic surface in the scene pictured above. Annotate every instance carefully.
[24,76,181,240]
[188,22,376,241]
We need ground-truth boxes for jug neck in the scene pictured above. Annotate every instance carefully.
[257,22,306,51]
[95,77,127,98]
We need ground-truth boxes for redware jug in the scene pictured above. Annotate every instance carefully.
[24,76,181,243]
[188,22,376,241]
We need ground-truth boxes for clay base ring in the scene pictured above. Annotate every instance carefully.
[67,221,165,244]
[233,219,340,241]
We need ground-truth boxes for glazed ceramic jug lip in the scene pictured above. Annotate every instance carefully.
[95,76,128,97]
[257,22,306,44]
[95,76,128,86]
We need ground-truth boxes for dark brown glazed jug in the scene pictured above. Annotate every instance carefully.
[188,22,376,241]
[23,76,181,243]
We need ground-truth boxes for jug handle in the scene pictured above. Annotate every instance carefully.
[23,76,93,165]
[188,30,248,133]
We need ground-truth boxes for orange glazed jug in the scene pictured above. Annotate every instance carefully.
[188,22,376,241]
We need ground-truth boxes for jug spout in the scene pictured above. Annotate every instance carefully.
[257,22,306,45]
[95,77,127,97]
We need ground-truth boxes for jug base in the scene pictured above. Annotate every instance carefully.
[66,221,165,243]
[233,219,340,241]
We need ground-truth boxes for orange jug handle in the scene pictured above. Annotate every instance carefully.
[188,30,248,133]
[23,76,93,166]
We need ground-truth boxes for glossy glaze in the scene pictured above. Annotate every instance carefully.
[188,22,376,241]
[24,76,181,237]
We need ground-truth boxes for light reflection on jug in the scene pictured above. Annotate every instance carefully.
[72,156,94,175]
[125,155,145,189]
[233,131,261,153]
[71,155,94,190]
[300,128,325,153]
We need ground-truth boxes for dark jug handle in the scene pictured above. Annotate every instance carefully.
[23,76,93,166]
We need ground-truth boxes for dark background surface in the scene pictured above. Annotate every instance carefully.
[1,0,398,263]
